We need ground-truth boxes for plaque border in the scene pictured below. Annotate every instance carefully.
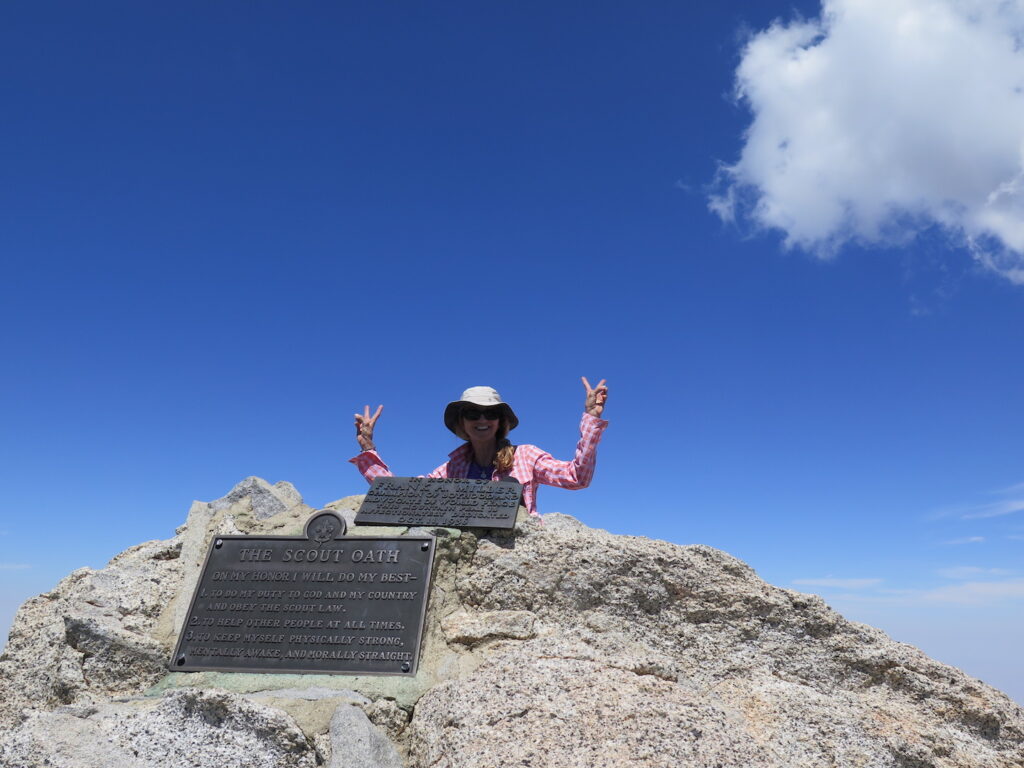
[355,476,523,529]
[169,524,436,677]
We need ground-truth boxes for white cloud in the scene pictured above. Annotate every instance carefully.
[805,574,1024,607]
[936,566,1014,579]
[792,577,883,589]
[825,592,915,605]
[960,498,1024,520]
[711,0,1024,283]
[0,564,30,571]
[928,482,1024,520]
[922,578,1024,604]
[943,536,985,545]
[822,578,1024,605]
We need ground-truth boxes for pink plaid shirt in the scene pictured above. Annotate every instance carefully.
[349,412,608,516]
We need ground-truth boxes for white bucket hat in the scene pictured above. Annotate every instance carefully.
[444,386,519,438]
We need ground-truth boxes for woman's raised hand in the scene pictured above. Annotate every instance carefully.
[354,404,383,452]
[582,377,608,418]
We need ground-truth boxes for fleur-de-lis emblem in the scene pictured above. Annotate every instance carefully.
[312,521,336,543]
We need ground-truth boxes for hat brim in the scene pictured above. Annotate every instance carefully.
[444,401,518,438]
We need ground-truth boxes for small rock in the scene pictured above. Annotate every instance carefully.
[329,703,403,768]
[364,697,410,740]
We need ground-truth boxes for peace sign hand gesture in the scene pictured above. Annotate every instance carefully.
[582,377,608,418]
[354,404,383,452]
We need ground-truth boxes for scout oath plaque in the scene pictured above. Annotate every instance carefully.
[171,511,435,676]
[355,476,522,529]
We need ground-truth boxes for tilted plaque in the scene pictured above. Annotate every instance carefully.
[355,477,522,529]
[170,510,435,676]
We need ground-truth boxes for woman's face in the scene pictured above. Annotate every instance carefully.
[461,408,501,443]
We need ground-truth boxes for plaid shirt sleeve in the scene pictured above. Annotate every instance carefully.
[425,461,451,478]
[348,450,393,483]
[349,450,462,482]
[530,412,608,489]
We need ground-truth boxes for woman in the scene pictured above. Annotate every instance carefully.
[350,378,609,517]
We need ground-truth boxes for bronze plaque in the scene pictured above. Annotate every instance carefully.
[355,477,522,529]
[170,511,435,676]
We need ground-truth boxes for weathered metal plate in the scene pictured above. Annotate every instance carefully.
[170,511,435,676]
[355,477,522,529]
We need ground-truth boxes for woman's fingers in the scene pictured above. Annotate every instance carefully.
[582,377,607,398]
[581,377,608,416]
[356,405,383,425]
[354,405,383,442]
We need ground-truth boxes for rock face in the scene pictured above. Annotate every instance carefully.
[410,518,1024,767]
[0,477,312,729]
[0,690,317,768]
[2,478,1022,768]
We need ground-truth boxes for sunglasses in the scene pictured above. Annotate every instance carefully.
[462,408,502,421]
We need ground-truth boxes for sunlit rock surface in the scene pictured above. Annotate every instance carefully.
[1,477,1021,767]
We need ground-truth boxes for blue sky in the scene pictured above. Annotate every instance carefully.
[2,1,1023,704]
